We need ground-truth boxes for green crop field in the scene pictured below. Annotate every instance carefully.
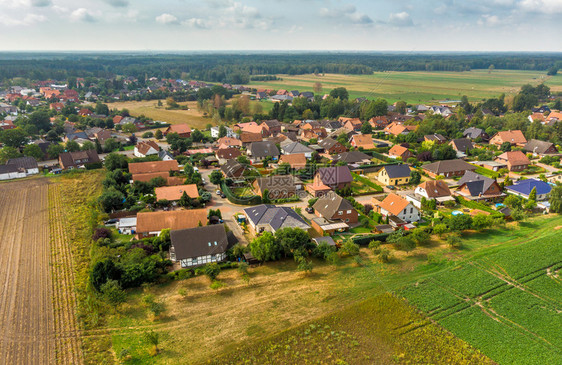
[400,219,562,365]
[248,70,561,104]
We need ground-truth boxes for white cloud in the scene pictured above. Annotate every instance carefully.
[389,12,413,27]
[478,14,501,26]
[182,18,209,29]
[155,13,179,25]
[320,5,373,25]
[0,12,46,25]
[70,8,96,23]
[518,0,562,14]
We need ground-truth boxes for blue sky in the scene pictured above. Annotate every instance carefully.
[0,0,561,51]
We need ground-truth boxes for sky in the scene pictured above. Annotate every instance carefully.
[0,0,561,51]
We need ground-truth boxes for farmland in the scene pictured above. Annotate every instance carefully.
[248,70,562,103]
[400,218,562,364]
[108,100,212,129]
[0,178,83,364]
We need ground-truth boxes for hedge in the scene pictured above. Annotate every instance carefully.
[221,182,262,205]
[352,233,391,245]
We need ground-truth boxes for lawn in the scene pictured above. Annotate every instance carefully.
[109,100,213,129]
[247,70,555,104]
[400,216,562,365]
[474,166,501,179]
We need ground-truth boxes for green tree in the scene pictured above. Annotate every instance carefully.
[98,188,125,212]
[339,240,360,257]
[410,170,421,184]
[393,236,416,253]
[528,187,537,202]
[47,144,64,159]
[65,140,80,152]
[100,279,126,306]
[549,185,562,213]
[122,123,137,134]
[81,141,95,151]
[210,170,224,186]
[329,87,349,100]
[360,122,372,134]
[275,227,311,257]
[203,263,221,281]
[448,214,473,232]
[155,129,163,139]
[0,146,21,163]
[395,100,407,114]
[218,125,227,138]
[22,144,44,160]
[104,138,121,152]
[447,233,462,248]
[178,191,192,208]
[410,228,430,246]
[504,195,522,209]
[262,189,271,204]
[144,330,160,353]
[95,103,110,115]
[472,214,493,230]
[249,232,281,262]
[0,128,27,148]
[191,129,204,142]
[104,153,128,171]
[433,223,448,238]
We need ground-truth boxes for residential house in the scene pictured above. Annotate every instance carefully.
[217,136,242,149]
[240,132,262,146]
[523,139,558,156]
[243,204,310,234]
[375,164,411,186]
[313,192,359,224]
[317,137,347,154]
[216,147,242,164]
[463,127,489,141]
[388,145,414,161]
[211,126,235,138]
[545,111,562,126]
[306,166,353,197]
[505,179,552,201]
[278,153,307,170]
[58,150,100,170]
[495,151,530,172]
[155,184,199,201]
[320,120,343,133]
[311,217,350,236]
[116,217,137,235]
[220,159,245,178]
[247,141,280,163]
[0,164,26,180]
[135,209,208,239]
[424,134,447,144]
[158,150,174,161]
[341,118,362,131]
[528,112,546,124]
[261,119,282,136]
[489,130,527,147]
[449,138,474,155]
[281,141,314,158]
[430,105,453,116]
[368,116,389,129]
[374,193,421,223]
[253,176,297,199]
[256,91,268,100]
[300,128,327,142]
[455,171,503,201]
[384,122,415,136]
[350,134,375,150]
[170,224,237,268]
[128,160,179,182]
[6,157,39,175]
[332,151,373,165]
[422,159,477,178]
[406,180,454,208]
[276,89,289,96]
[134,140,159,158]
[164,124,192,138]
[0,120,15,130]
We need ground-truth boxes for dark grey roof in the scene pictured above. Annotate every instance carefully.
[380,164,411,178]
[170,224,234,260]
[333,151,372,164]
[313,193,354,218]
[158,150,173,160]
[312,236,336,246]
[243,204,310,231]
[263,119,281,128]
[321,120,342,129]
[282,141,313,154]
[220,159,244,177]
[463,127,485,139]
[317,166,353,185]
[248,141,280,158]
[423,159,476,174]
[254,176,297,194]
[457,171,495,196]
[317,137,338,149]
[450,138,474,153]
[66,132,88,140]
[524,139,557,155]
[7,156,38,170]
[0,164,20,174]
[424,134,447,142]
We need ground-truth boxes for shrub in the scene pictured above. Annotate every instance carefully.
[339,240,360,257]
[203,262,221,281]
[210,280,225,290]
[368,240,382,254]
[447,233,463,249]
[379,248,392,263]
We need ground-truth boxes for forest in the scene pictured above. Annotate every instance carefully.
[0,52,561,83]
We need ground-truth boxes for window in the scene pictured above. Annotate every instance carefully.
[338,211,343,215]
[410,208,413,213]
[192,258,197,264]
[347,210,352,214]
[211,254,216,261]
[403,209,407,214]
[346,219,349,222]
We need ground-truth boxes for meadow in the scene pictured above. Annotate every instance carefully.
[249,70,562,103]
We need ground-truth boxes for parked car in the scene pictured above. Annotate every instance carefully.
[104,218,118,226]
[305,207,314,214]
[386,185,395,190]
[220,192,226,198]
[216,190,222,195]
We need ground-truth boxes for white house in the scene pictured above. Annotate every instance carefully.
[116,217,137,235]
[134,141,159,158]
[0,165,26,180]
[6,157,39,175]
[211,126,236,138]
[375,193,421,223]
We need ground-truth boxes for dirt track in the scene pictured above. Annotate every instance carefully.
[0,179,83,364]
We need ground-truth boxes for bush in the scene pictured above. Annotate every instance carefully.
[352,233,390,245]
[447,233,463,248]
[379,248,392,263]
[203,262,221,281]
[92,227,112,242]
[339,240,360,257]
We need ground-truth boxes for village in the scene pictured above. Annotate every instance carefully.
[1,76,561,275]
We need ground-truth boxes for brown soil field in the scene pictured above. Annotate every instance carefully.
[0,178,83,364]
